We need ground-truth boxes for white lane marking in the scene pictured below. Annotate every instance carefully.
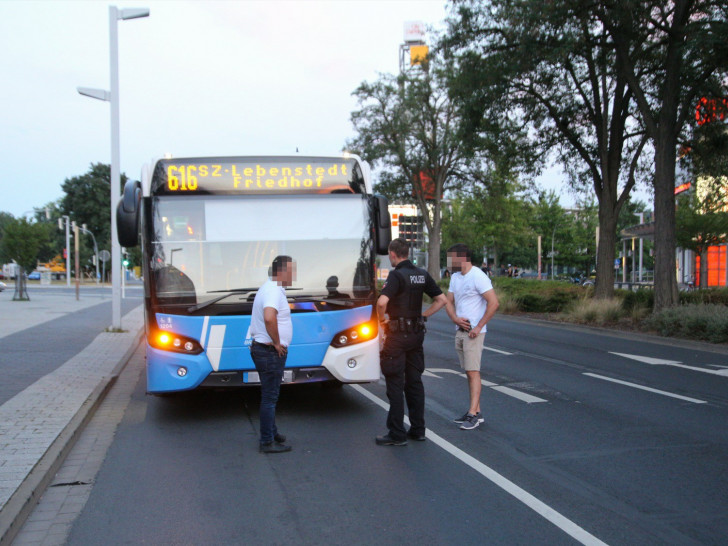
[200,316,210,347]
[491,386,548,404]
[422,370,442,378]
[483,345,513,355]
[206,325,227,372]
[610,352,728,377]
[427,329,513,355]
[429,368,497,386]
[583,373,707,404]
[609,352,681,365]
[351,385,608,546]
[428,368,546,403]
[429,367,466,377]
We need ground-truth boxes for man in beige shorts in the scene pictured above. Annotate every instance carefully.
[446,244,499,430]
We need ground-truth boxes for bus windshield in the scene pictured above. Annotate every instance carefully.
[148,194,373,312]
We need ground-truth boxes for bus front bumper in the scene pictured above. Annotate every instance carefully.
[145,337,380,393]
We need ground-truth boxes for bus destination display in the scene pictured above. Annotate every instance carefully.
[152,157,363,195]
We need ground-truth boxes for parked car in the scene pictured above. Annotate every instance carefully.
[0,281,6,292]
[518,272,546,280]
[27,271,41,281]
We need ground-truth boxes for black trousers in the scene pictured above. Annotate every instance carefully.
[380,330,426,440]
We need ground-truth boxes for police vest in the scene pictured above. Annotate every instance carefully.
[386,263,430,319]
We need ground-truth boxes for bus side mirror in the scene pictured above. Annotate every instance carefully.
[373,194,391,255]
[117,180,142,247]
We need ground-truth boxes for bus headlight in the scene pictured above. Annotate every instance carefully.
[330,321,378,348]
[150,331,203,354]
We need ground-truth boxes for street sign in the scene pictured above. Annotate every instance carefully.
[99,250,111,263]
[614,258,620,269]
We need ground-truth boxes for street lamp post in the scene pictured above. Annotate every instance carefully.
[551,226,557,281]
[634,212,645,283]
[57,215,72,287]
[77,5,148,329]
[79,224,100,285]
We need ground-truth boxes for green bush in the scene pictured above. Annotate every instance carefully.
[679,287,728,306]
[518,293,549,312]
[492,277,583,313]
[618,287,728,313]
[621,289,654,312]
[644,304,728,343]
[562,298,625,325]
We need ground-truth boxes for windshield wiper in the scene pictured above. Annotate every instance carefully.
[288,294,354,307]
[188,287,304,313]
[187,288,258,313]
[206,287,259,294]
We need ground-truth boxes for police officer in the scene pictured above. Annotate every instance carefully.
[375,238,453,446]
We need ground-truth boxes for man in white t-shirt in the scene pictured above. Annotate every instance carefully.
[250,255,296,453]
[446,243,499,431]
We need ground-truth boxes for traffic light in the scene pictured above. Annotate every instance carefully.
[398,215,424,245]
[122,249,129,268]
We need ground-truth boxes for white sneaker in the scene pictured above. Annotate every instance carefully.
[459,413,481,430]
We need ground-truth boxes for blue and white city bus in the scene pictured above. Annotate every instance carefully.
[117,155,391,393]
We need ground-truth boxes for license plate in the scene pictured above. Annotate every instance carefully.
[243,370,293,384]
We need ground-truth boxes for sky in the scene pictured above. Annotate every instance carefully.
[0,0,651,219]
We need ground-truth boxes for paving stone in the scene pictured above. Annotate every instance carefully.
[0,304,143,539]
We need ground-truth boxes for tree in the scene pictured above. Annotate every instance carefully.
[29,200,69,266]
[442,174,533,271]
[595,0,728,309]
[676,177,728,287]
[529,191,572,277]
[569,200,601,277]
[348,55,481,278]
[0,218,48,300]
[61,163,127,260]
[682,113,728,185]
[444,0,650,298]
[0,211,15,263]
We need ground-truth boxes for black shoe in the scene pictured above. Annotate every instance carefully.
[274,433,286,444]
[375,434,407,446]
[406,431,426,441]
[260,442,292,453]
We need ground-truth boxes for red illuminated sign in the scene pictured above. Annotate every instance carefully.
[674,182,691,195]
[695,97,728,126]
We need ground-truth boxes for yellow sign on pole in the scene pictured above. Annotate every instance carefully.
[410,44,429,66]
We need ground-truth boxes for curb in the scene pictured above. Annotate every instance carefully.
[0,328,143,546]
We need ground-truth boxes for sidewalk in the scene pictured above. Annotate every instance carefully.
[0,288,112,341]
[0,299,144,545]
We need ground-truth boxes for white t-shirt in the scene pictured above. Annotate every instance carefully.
[449,266,494,332]
[250,279,293,346]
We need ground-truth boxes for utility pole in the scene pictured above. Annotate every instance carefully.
[73,221,80,300]
[58,216,71,287]
[635,212,645,283]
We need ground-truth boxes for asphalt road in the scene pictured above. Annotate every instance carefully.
[63,311,728,545]
[0,285,143,405]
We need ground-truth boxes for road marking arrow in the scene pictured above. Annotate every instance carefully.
[584,373,707,404]
[610,352,728,377]
[610,352,681,365]
[426,368,546,402]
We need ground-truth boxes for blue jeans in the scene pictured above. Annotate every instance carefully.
[250,343,287,444]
